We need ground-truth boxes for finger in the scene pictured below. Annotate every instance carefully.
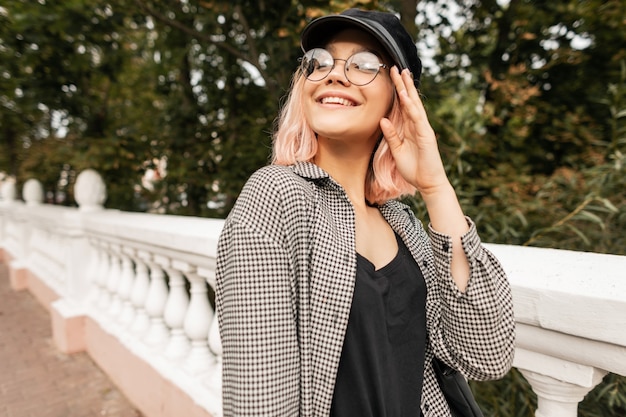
[390,67,423,124]
[400,68,421,103]
[380,118,403,152]
[393,68,434,134]
[390,66,420,103]
[390,66,408,97]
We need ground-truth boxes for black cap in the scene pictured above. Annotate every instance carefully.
[301,9,422,86]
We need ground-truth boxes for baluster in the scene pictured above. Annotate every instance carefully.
[85,239,101,303]
[129,253,151,335]
[107,245,123,317]
[205,267,221,359]
[206,312,222,389]
[163,261,191,359]
[206,268,222,388]
[143,256,169,346]
[183,270,213,374]
[520,368,607,417]
[117,248,136,325]
[97,243,112,310]
[88,240,105,304]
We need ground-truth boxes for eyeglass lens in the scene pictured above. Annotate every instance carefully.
[301,48,385,86]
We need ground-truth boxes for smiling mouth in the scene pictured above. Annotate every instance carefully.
[320,96,356,106]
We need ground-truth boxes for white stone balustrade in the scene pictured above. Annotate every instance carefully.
[1,171,625,417]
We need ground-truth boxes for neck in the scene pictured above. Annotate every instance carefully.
[314,136,377,210]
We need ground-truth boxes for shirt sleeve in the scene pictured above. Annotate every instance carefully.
[216,172,300,416]
[427,217,516,381]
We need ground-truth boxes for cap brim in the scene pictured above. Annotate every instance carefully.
[300,15,410,71]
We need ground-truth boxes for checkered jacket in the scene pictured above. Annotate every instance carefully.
[216,162,515,417]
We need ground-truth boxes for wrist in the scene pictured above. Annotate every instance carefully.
[418,181,455,202]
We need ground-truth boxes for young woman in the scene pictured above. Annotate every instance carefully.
[216,8,515,417]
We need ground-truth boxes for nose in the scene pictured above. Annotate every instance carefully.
[325,59,350,85]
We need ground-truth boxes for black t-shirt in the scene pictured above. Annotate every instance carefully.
[330,234,428,417]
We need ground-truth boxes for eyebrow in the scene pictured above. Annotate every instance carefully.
[325,44,383,58]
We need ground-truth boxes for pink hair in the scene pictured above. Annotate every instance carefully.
[272,72,416,205]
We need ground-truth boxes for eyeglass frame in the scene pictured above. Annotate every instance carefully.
[299,48,390,86]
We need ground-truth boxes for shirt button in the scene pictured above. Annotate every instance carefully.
[443,242,449,252]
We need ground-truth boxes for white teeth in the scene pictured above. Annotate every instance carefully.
[321,96,354,106]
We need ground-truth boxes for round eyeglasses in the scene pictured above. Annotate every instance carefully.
[300,48,389,86]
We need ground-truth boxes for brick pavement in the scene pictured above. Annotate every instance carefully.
[0,262,142,417]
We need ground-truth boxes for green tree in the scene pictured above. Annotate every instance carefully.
[0,0,153,208]
[1,0,625,415]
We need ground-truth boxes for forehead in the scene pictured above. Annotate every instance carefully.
[324,28,386,55]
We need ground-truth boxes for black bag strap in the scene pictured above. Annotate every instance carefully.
[432,358,485,417]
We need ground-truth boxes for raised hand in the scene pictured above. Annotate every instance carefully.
[380,67,450,197]
[381,67,471,288]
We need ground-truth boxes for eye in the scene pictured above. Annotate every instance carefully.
[348,52,382,74]
[303,49,333,74]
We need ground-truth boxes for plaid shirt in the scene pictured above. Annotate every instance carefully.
[216,162,515,417]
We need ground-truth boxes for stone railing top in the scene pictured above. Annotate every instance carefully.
[2,194,625,350]
[486,243,626,347]
[81,209,225,262]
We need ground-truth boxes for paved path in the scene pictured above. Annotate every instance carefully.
[0,262,142,417]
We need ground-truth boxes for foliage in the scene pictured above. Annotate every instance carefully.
[580,373,626,417]
[407,1,626,415]
[1,0,625,414]
[470,369,536,417]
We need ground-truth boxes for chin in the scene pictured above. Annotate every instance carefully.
[312,121,377,140]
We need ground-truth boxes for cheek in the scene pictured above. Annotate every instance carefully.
[386,90,396,116]
[301,82,317,119]
[374,85,395,118]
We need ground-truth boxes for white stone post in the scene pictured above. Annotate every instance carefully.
[63,234,89,302]
[0,178,17,204]
[23,179,44,206]
[1,179,27,286]
[74,169,106,212]
[74,169,108,309]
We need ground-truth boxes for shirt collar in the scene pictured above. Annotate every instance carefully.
[289,161,409,216]
[290,161,331,181]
